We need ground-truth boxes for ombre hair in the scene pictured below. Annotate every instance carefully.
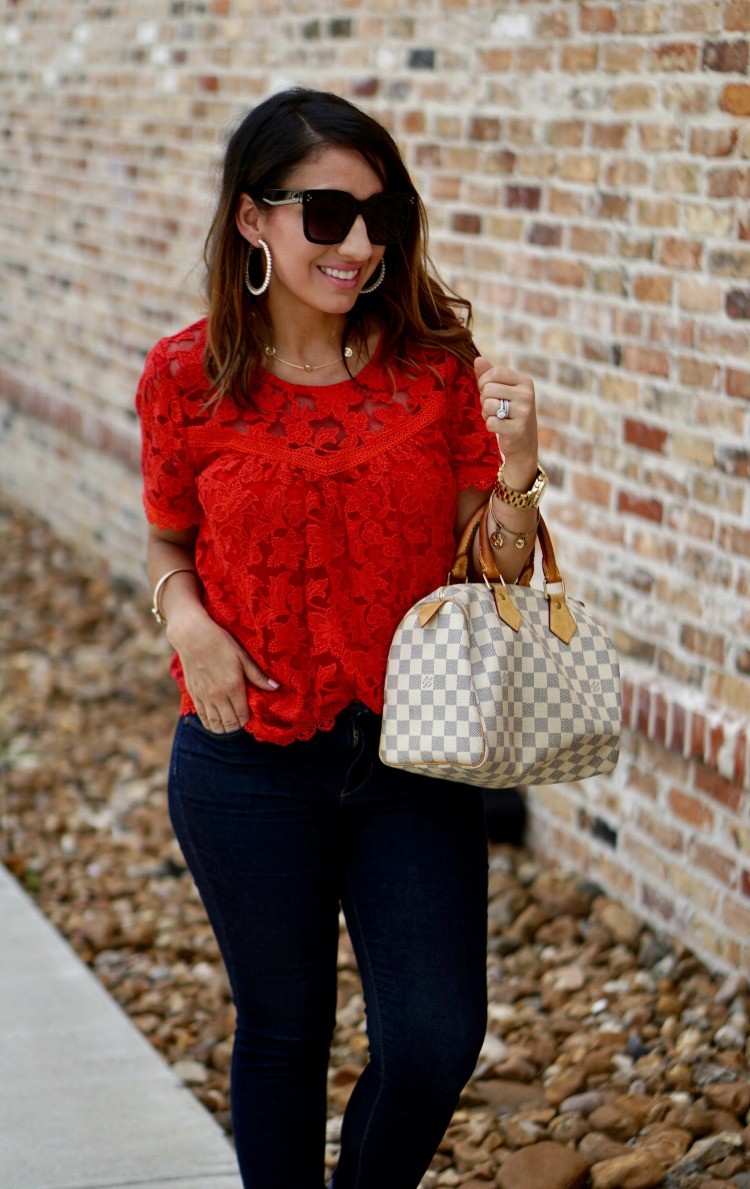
[203,88,476,406]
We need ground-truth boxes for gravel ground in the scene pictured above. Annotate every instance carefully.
[1,494,749,1188]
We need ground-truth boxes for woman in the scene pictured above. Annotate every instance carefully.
[136,88,544,1189]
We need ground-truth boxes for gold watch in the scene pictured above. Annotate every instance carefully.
[494,461,548,509]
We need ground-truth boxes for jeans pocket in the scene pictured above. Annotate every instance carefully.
[183,713,249,741]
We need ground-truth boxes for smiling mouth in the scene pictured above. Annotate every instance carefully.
[319,266,360,281]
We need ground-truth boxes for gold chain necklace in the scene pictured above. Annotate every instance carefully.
[264,345,353,373]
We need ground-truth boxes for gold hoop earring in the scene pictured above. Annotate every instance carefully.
[244,238,272,296]
[360,257,385,295]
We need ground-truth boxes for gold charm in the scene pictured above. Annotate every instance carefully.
[490,527,505,549]
[514,533,528,550]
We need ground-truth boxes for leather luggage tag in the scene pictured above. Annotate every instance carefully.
[548,593,577,644]
[492,585,522,632]
[418,600,445,628]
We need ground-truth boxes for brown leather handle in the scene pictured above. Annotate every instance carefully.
[448,503,486,583]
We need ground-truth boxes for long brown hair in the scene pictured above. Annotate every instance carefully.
[203,88,476,406]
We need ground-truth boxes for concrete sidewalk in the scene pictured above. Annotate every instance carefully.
[0,861,243,1189]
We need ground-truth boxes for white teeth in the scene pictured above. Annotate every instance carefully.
[320,267,359,280]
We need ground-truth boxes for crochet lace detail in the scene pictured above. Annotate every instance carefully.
[136,318,499,743]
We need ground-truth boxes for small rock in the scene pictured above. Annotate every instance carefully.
[715,1019,748,1049]
[674,1131,745,1169]
[597,901,643,948]
[496,1141,590,1189]
[579,1131,630,1164]
[171,1059,208,1086]
[590,1149,664,1189]
[559,1090,605,1116]
[702,1080,750,1115]
[547,1112,589,1143]
[638,1126,692,1171]
[588,1103,641,1141]
[544,1067,587,1106]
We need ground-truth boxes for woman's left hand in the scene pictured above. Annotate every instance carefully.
[474,356,539,472]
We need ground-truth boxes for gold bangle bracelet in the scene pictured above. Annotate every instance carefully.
[151,568,196,624]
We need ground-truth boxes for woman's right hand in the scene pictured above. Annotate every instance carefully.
[166,606,278,733]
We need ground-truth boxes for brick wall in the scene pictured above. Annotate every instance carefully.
[1,0,748,971]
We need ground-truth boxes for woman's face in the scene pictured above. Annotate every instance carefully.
[237,145,387,321]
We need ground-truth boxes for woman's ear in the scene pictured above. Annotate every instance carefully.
[236,194,263,246]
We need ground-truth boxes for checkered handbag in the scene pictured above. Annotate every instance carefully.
[379,508,621,788]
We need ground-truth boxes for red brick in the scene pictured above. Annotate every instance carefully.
[680,625,725,664]
[561,44,599,72]
[727,368,750,399]
[658,236,703,270]
[528,223,563,247]
[571,474,612,506]
[604,43,645,72]
[669,787,714,830]
[641,883,676,924]
[546,121,585,148]
[651,42,700,72]
[679,279,722,314]
[621,344,670,377]
[596,193,632,222]
[694,764,743,811]
[633,274,673,304]
[580,5,617,33]
[720,524,750,556]
[670,705,686,753]
[469,117,501,142]
[451,212,481,234]
[505,185,541,211]
[689,127,738,157]
[690,842,737,888]
[726,2,750,31]
[702,39,750,71]
[606,159,648,187]
[727,289,750,319]
[710,248,750,278]
[617,492,664,523]
[620,4,668,34]
[708,168,750,199]
[610,84,657,112]
[569,226,610,255]
[722,83,750,115]
[654,693,668,745]
[624,418,669,453]
[677,356,721,389]
[591,122,629,150]
[546,258,587,288]
[536,11,570,38]
[477,48,514,71]
[639,123,685,152]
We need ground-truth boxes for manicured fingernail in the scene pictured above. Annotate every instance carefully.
[267,679,280,689]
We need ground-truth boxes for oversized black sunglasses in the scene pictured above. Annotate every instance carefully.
[262,189,415,246]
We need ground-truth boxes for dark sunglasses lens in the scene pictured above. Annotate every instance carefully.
[303,191,356,244]
[364,194,413,244]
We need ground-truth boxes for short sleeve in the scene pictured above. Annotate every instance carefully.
[445,357,499,490]
[135,342,202,531]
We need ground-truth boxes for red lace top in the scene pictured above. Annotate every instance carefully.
[136,318,498,743]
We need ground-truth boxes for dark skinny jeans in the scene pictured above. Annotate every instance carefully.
[168,703,488,1189]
